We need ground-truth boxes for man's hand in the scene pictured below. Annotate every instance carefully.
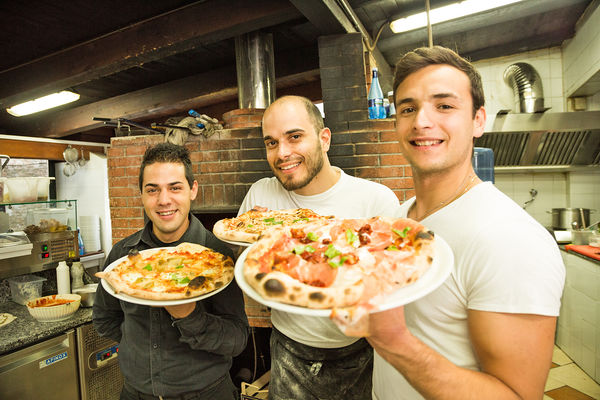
[164,302,196,319]
[366,305,411,353]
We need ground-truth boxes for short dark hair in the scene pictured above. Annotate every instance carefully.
[393,46,485,117]
[138,143,194,191]
[272,95,325,135]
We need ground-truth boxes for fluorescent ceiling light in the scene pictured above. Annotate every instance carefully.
[390,0,524,34]
[6,90,80,117]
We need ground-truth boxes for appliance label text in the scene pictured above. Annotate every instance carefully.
[39,351,68,369]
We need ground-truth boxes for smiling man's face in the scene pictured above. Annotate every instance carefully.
[394,64,485,177]
[262,99,328,194]
[141,162,197,243]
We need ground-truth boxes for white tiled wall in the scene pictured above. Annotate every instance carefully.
[495,171,600,228]
[590,91,600,111]
[56,152,112,256]
[556,252,600,383]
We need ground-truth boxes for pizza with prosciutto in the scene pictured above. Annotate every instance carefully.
[213,206,335,244]
[96,242,234,301]
[242,216,435,334]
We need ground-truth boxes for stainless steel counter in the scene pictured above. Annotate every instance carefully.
[0,301,92,354]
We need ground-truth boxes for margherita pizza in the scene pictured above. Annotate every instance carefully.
[213,206,335,244]
[96,242,234,301]
[242,216,435,335]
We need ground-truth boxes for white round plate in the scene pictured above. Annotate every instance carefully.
[234,235,454,316]
[219,238,252,247]
[100,247,233,306]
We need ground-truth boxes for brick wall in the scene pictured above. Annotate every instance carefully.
[107,123,412,242]
[106,32,413,327]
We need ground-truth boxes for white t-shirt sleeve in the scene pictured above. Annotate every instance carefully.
[461,215,565,316]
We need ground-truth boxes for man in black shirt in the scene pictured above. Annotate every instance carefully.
[93,143,249,400]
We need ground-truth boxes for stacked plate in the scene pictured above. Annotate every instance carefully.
[80,215,101,252]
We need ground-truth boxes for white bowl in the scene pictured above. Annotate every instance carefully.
[26,294,81,322]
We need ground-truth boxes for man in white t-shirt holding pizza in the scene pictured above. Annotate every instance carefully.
[366,46,565,400]
[238,95,400,399]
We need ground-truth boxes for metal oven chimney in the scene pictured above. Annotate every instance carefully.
[235,31,276,109]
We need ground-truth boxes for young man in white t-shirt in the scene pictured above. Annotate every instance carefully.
[238,95,400,399]
[365,46,565,399]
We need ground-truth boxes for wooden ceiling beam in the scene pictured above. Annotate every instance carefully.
[0,0,301,109]
[0,138,106,160]
[10,46,321,138]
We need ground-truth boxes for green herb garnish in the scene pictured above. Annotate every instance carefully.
[306,232,319,241]
[178,277,190,284]
[292,245,315,255]
[293,217,310,223]
[328,256,347,268]
[324,244,341,259]
[143,264,152,271]
[293,245,306,255]
[386,245,399,251]
[176,265,184,269]
[345,228,358,245]
[393,227,411,238]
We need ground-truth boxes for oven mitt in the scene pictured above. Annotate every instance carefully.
[0,313,16,328]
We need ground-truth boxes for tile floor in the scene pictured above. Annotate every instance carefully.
[545,346,600,400]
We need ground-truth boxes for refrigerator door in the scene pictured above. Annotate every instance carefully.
[76,323,123,400]
[0,330,80,400]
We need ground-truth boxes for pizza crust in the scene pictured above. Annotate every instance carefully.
[213,219,260,243]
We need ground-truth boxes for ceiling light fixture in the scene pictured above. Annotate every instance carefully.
[6,90,80,117]
[390,0,525,34]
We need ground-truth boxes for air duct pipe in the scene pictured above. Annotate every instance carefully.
[235,31,275,109]
[503,63,546,113]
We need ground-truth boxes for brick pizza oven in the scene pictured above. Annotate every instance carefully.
[106,33,414,327]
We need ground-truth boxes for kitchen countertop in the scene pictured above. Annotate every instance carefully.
[560,245,600,265]
[0,301,92,355]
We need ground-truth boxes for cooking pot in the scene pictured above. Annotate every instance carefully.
[550,208,594,230]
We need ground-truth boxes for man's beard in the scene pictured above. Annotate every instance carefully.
[274,148,324,191]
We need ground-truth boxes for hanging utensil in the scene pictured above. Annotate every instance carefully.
[579,208,587,229]
[63,162,77,177]
[63,145,79,163]
[0,155,9,175]
[78,148,87,167]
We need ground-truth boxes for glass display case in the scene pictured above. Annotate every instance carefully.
[0,199,78,233]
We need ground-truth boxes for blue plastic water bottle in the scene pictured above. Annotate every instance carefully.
[472,147,495,183]
[77,229,85,255]
[368,68,386,119]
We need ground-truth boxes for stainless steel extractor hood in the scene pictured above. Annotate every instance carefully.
[476,62,600,171]
[477,111,600,171]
